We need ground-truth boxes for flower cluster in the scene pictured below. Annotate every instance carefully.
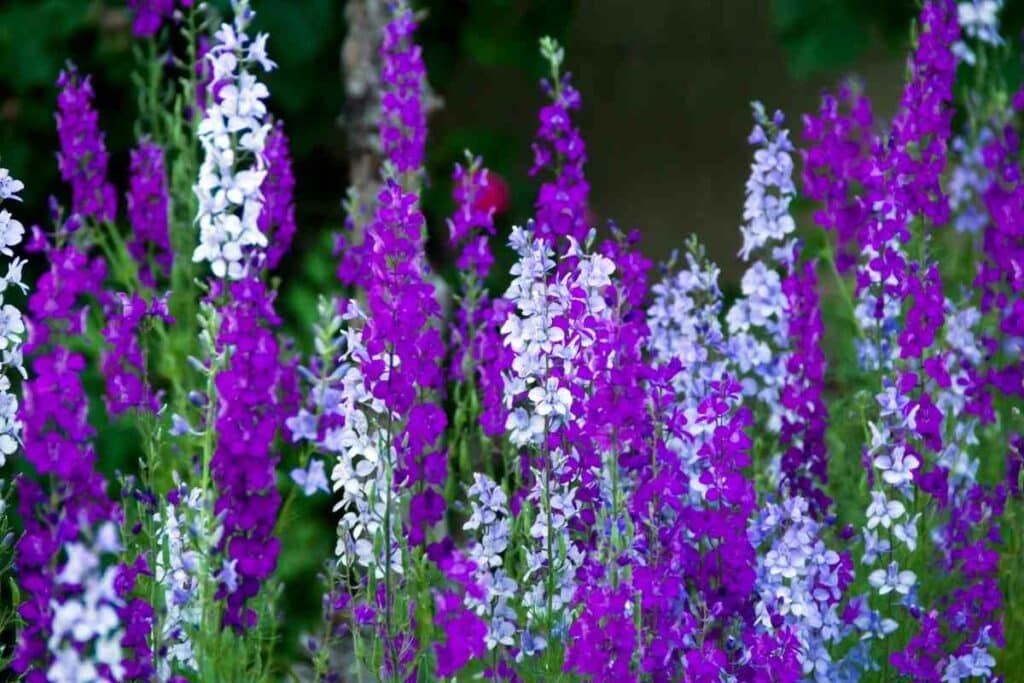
[648,245,729,448]
[448,156,499,279]
[209,278,285,630]
[531,38,590,246]
[335,2,430,289]
[46,523,127,682]
[15,219,118,679]
[953,0,1003,64]
[101,293,171,416]
[0,168,26,469]
[259,121,297,270]
[56,67,117,223]
[462,473,518,650]
[731,105,830,510]
[800,82,874,272]
[152,481,217,679]
[291,299,401,575]
[749,497,857,681]
[949,128,996,234]
[4,0,1024,679]
[379,4,427,176]
[502,226,616,446]
[126,141,171,284]
[193,0,276,279]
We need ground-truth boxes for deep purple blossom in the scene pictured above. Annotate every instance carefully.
[976,125,1024,328]
[563,582,637,681]
[102,292,173,416]
[379,6,427,175]
[260,120,298,270]
[448,157,498,279]
[853,0,958,333]
[470,298,514,438]
[359,181,447,521]
[127,0,178,38]
[778,255,831,512]
[337,4,429,289]
[433,590,487,677]
[126,140,171,285]
[531,42,590,247]
[211,277,285,630]
[801,82,874,271]
[55,67,117,223]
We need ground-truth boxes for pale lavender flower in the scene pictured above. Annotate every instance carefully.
[948,130,995,233]
[861,528,891,565]
[290,459,329,496]
[867,562,916,596]
[865,491,905,530]
[501,223,615,447]
[0,168,24,200]
[47,522,126,683]
[520,449,581,657]
[943,643,997,681]
[953,1,1003,64]
[750,497,850,679]
[464,474,518,650]
[739,103,797,261]
[873,446,920,487]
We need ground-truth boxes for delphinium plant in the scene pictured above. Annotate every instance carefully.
[0,0,1021,681]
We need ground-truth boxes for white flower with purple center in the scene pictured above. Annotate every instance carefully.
[155,483,212,678]
[865,491,905,530]
[739,103,796,261]
[873,445,920,487]
[502,223,614,449]
[291,300,400,576]
[0,168,24,200]
[868,562,916,596]
[521,449,582,654]
[527,377,572,420]
[750,497,849,679]
[464,474,519,649]
[893,513,921,552]
[0,209,24,257]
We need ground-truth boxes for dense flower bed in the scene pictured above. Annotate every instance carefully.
[0,0,1021,681]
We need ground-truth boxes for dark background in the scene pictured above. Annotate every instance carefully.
[6,0,1013,290]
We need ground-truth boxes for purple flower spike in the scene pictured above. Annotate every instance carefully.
[126,140,171,285]
[127,0,176,38]
[55,66,117,223]
[260,121,298,270]
[212,277,285,631]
